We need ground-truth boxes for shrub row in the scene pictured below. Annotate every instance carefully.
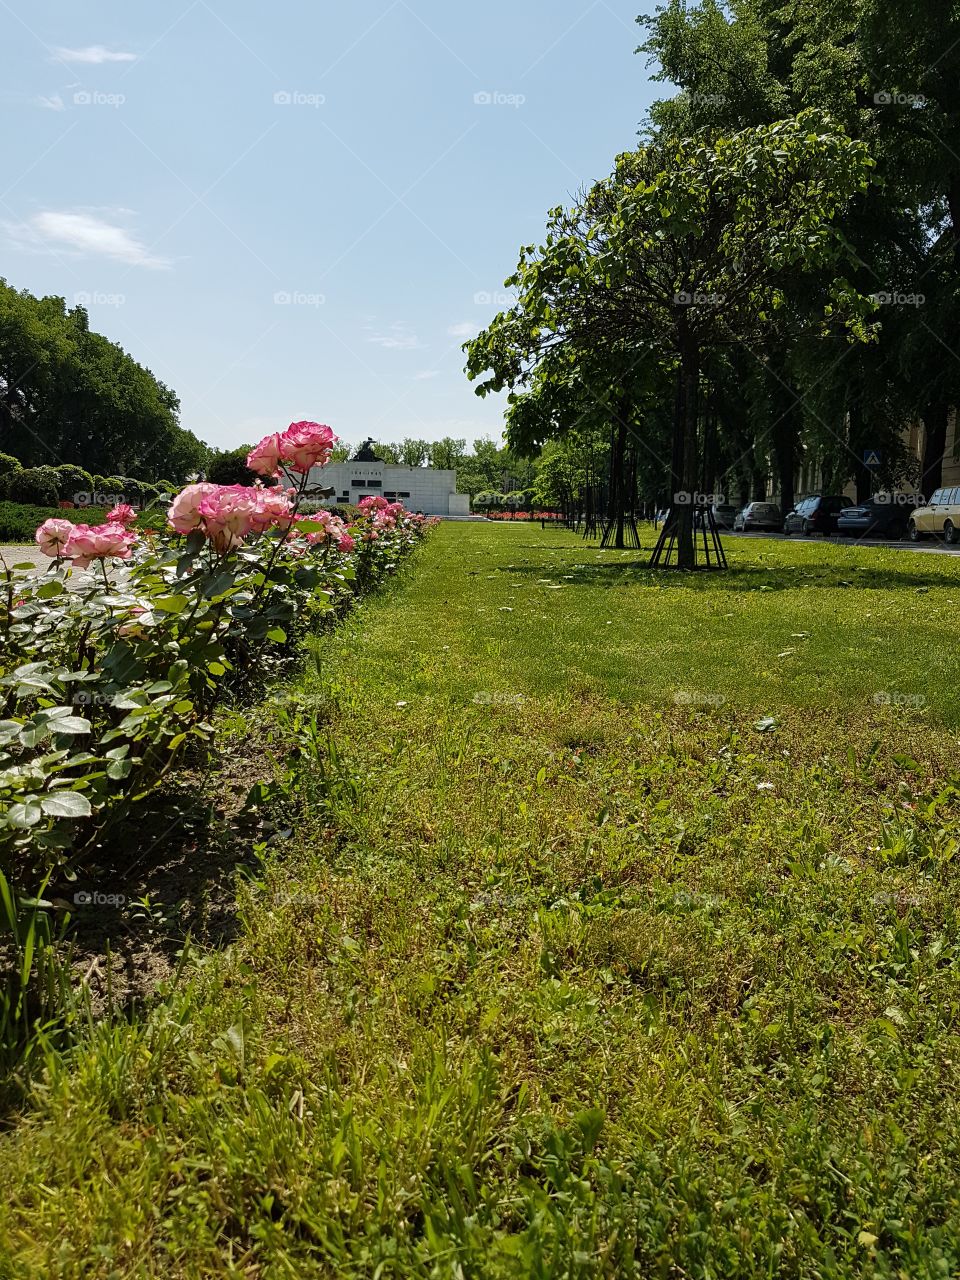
[0,503,165,545]
[0,456,172,509]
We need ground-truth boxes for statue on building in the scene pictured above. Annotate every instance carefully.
[353,438,382,462]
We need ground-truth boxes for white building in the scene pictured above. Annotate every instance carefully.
[306,460,470,516]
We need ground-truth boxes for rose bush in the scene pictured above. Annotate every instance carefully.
[0,422,433,882]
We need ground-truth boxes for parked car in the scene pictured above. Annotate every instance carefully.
[837,495,917,539]
[908,486,960,543]
[733,501,783,532]
[710,502,740,530]
[783,494,853,536]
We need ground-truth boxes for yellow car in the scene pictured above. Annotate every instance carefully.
[909,486,960,543]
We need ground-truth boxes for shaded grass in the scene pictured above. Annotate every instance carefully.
[2,524,960,1277]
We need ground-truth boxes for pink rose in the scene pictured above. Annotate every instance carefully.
[246,433,284,478]
[358,495,390,512]
[35,517,75,558]
[197,486,261,554]
[64,522,137,569]
[250,484,295,532]
[278,420,336,473]
[168,483,219,535]
[107,503,137,527]
[337,531,356,553]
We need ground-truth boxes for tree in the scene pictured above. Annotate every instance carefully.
[429,438,467,471]
[0,280,209,482]
[467,111,874,564]
[639,0,960,497]
[398,438,430,467]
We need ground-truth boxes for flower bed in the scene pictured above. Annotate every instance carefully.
[0,423,434,885]
[484,511,563,522]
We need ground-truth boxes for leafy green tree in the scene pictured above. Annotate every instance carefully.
[468,111,874,563]
[429,438,467,471]
[398,438,430,467]
[0,281,209,482]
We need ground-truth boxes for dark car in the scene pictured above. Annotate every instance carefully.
[734,501,783,532]
[836,494,917,540]
[710,502,740,531]
[783,494,853,536]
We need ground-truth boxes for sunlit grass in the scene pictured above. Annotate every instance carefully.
[2,522,960,1278]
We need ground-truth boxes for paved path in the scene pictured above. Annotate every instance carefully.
[0,545,46,571]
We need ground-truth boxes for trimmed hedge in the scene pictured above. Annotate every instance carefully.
[0,502,164,544]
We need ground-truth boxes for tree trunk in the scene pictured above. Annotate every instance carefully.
[921,401,949,499]
[609,399,630,549]
[675,339,700,568]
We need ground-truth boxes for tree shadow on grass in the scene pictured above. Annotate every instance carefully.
[497,558,960,592]
[45,760,279,1019]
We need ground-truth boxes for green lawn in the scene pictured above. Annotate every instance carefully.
[3,523,960,1278]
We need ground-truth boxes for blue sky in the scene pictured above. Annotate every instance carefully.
[3,1,658,453]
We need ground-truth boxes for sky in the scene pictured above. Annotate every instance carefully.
[3,1,660,453]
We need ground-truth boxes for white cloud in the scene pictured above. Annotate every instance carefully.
[363,321,424,351]
[447,322,474,338]
[53,45,137,64]
[38,94,66,111]
[15,211,169,269]
[413,370,439,381]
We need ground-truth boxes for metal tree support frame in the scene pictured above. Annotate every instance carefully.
[649,502,728,570]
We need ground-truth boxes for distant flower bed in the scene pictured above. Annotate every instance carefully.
[484,511,563,522]
[1,422,436,882]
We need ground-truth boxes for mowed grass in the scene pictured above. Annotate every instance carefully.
[3,522,960,1278]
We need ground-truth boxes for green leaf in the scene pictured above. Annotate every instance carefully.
[154,594,190,614]
[40,792,93,819]
[50,716,92,735]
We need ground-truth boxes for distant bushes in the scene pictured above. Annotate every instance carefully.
[0,502,163,544]
[0,461,166,509]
